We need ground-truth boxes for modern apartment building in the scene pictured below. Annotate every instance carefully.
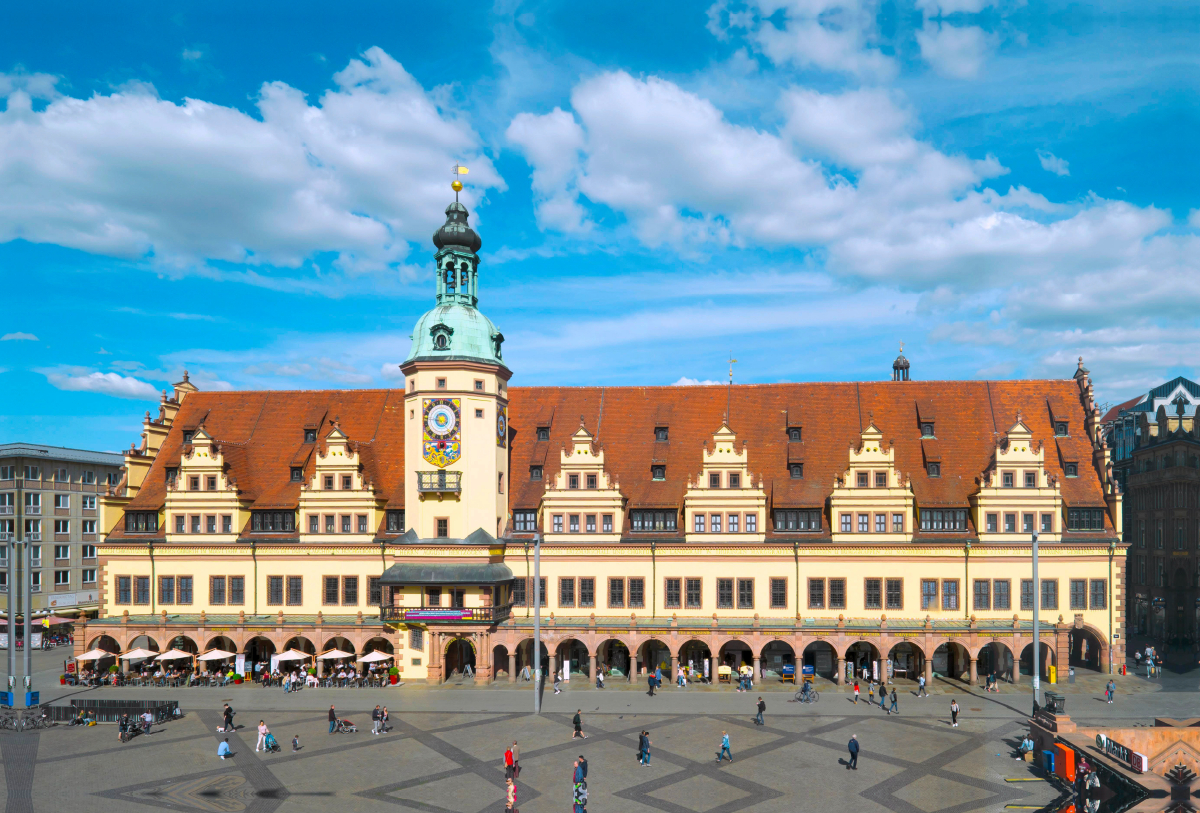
[0,444,125,615]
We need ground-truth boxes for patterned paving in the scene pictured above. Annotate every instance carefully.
[0,700,1063,813]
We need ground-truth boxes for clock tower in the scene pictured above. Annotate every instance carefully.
[400,198,511,541]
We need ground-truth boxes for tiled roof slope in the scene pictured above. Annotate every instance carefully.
[114,379,1108,537]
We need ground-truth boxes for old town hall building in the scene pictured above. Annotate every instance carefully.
[83,194,1127,688]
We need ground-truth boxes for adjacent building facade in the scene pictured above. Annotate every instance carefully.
[1102,377,1200,641]
[82,196,1126,685]
[0,444,125,615]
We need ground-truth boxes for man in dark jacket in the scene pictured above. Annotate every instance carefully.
[647,672,656,697]
[755,697,765,725]
[221,703,235,733]
[847,735,859,770]
[328,705,337,734]
[371,705,382,735]
[578,755,588,778]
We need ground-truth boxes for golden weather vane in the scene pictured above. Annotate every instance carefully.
[451,162,469,200]
[726,352,738,425]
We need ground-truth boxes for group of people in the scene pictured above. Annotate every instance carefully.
[851,680,900,713]
[116,710,155,741]
[1134,646,1163,678]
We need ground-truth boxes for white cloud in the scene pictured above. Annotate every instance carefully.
[506,108,592,234]
[97,347,112,354]
[916,21,995,78]
[1,332,38,341]
[42,369,159,400]
[0,48,504,277]
[1037,149,1070,176]
[673,377,722,386]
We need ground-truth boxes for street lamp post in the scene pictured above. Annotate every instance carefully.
[533,531,541,715]
[1032,529,1040,713]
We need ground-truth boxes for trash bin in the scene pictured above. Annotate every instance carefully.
[1042,750,1055,773]
[1068,667,1075,684]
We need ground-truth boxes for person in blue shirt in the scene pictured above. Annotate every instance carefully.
[847,735,859,770]
[218,738,232,759]
[717,731,732,763]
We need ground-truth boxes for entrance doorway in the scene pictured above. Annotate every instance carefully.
[445,638,476,678]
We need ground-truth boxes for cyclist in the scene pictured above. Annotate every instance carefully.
[800,680,813,701]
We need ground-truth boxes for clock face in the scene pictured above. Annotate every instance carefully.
[496,406,507,448]
[427,404,457,437]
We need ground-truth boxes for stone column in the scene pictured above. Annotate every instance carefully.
[1011,653,1020,684]
[508,652,517,683]
[588,654,596,683]
[924,657,933,687]
[548,653,556,684]
[968,657,977,685]
[670,655,679,683]
[753,656,761,684]
[836,657,845,685]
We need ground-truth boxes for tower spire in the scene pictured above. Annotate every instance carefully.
[726,353,738,426]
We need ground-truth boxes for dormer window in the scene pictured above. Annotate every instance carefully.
[874,472,886,488]
[189,476,200,491]
[536,427,550,441]
[430,323,453,351]
[709,473,721,488]
[856,472,869,488]
[530,465,543,481]
[290,467,303,482]
[652,465,666,481]
[342,475,352,490]
[304,429,316,443]
[206,476,217,491]
[568,474,579,489]
[182,431,194,444]
[1024,471,1036,488]
[1055,422,1068,437]
[921,423,935,438]
[1002,471,1014,488]
[729,473,740,488]
[655,427,669,442]
[586,474,597,489]
[927,462,941,477]
[1064,462,1079,477]
[324,475,334,490]
[789,463,803,479]
[788,428,801,442]
[165,467,178,484]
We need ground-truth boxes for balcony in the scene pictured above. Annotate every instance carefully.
[417,471,462,493]
[380,602,512,625]
[28,533,41,542]
[0,506,11,515]
[25,506,41,515]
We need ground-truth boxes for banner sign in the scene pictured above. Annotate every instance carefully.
[406,609,472,621]
[1095,734,1149,773]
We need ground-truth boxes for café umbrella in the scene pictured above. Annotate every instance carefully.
[358,651,393,663]
[197,649,236,661]
[317,649,354,660]
[154,648,193,661]
[76,648,114,661]
[275,649,312,662]
[121,648,158,660]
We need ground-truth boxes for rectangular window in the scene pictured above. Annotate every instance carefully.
[207,475,217,491]
[737,578,754,609]
[771,578,787,609]
[53,519,68,534]
[229,576,244,605]
[512,511,535,532]
[728,514,739,533]
[892,513,903,533]
[211,576,226,605]
[1002,471,1014,488]
[829,578,846,609]
[357,515,368,533]
[82,544,96,559]
[808,578,825,609]
[711,514,722,533]
[1041,579,1058,610]
[31,571,41,592]
[773,510,821,531]
[569,514,579,533]
[986,513,997,532]
[54,570,70,586]
[309,515,320,533]
[717,578,733,609]
[629,577,645,608]
[324,575,339,605]
[135,576,150,604]
[538,577,548,607]
[341,515,351,533]
[1068,508,1106,532]
[437,518,448,538]
[207,515,217,534]
[1069,579,1087,610]
[568,474,579,489]
[608,578,625,608]
[369,577,381,606]
[1041,513,1053,533]
[82,569,96,585]
[1021,579,1034,610]
[586,514,596,533]
[425,587,442,607]
[1090,579,1107,610]
[993,579,1011,610]
[553,515,564,533]
[973,579,990,610]
[710,472,721,488]
[665,578,681,609]
[222,515,232,534]
[512,578,527,607]
[686,578,701,608]
[82,495,96,510]
[579,577,595,608]
[560,578,576,608]
[178,576,193,604]
[286,576,303,606]
[864,578,882,609]
[1003,513,1015,533]
[342,475,352,490]
[746,514,756,533]
[942,580,959,611]
[267,575,284,605]
[875,514,886,533]
[410,629,424,651]
[191,515,201,534]
[159,576,175,605]
[840,513,851,533]
[54,494,69,509]
[856,471,868,487]
[694,514,706,532]
[1020,513,1032,533]
[54,544,69,560]
[602,514,613,533]
[117,576,131,604]
[729,473,741,488]
[885,578,902,610]
[1025,471,1037,488]
[858,513,869,532]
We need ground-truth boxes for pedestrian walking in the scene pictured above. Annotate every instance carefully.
[511,740,521,779]
[573,759,587,813]
[889,689,898,715]
[578,755,588,779]
[328,704,337,734]
[950,699,960,727]
[220,703,235,732]
[596,669,605,689]
[1105,679,1115,704]
[291,734,302,752]
[554,670,563,694]
[647,672,656,697]
[755,697,765,726]
[868,681,875,706]
[504,777,516,813]
[847,734,859,770]
[218,738,232,760]
[573,709,589,739]
[504,744,515,779]
[141,709,154,735]
[716,730,732,763]
[381,706,390,733]
[640,730,652,766]
[372,705,382,734]
[118,713,129,743]
[256,720,269,751]
[853,680,860,704]
[917,674,927,697]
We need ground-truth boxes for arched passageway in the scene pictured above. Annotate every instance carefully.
[719,640,752,670]
[555,639,590,679]
[596,639,630,678]
[679,640,712,682]
[932,642,971,681]
[445,637,476,679]
[977,642,1013,682]
[845,642,882,682]
[760,641,796,680]
[515,639,550,680]
[638,639,672,678]
[1019,642,1056,679]
[887,642,923,682]
[243,636,276,680]
[802,641,837,680]
[1068,628,1104,672]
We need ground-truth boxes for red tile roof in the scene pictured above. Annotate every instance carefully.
[111,378,1111,540]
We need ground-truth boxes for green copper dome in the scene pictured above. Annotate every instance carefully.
[404,199,507,370]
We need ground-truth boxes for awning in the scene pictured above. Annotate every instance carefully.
[275,649,312,662]
[358,651,393,663]
[380,561,514,586]
[42,615,75,627]
[76,649,115,661]
[154,648,193,661]
[317,649,354,660]
[197,649,236,661]
[121,648,158,660]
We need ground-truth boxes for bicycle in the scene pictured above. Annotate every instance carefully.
[794,688,820,704]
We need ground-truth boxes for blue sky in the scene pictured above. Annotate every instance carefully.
[1,0,1197,452]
